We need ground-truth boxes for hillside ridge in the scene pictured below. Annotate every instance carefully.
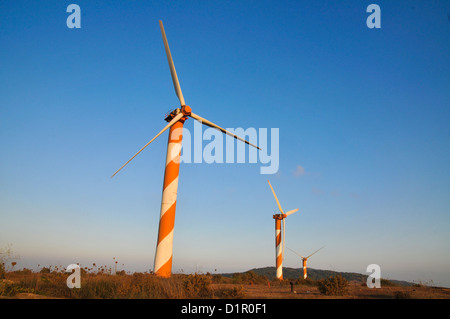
[219,266,414,287]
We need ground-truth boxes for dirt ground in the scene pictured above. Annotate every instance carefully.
[2,279,449,299]
[213,281,450,299]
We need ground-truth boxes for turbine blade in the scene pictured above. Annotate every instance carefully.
[111,112,184,178]
[285,208,299,216]
[306,246,325,259]
[190,112,261,150]
[267,180,284,214]
[287,247,305,259]
[159,20,185,106]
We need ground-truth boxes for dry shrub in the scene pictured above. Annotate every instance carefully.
[212,274,231,284]
[0,280,35,297]
[182,273,212,298]
[2,270,237,299]
[217,285,246,299]
[12,268,33,275]
[17,272,68,297]
[0,264,5,280]
[394,291,411,299]
[5,271,189,299]
[39,267,51,274]
[69,273,189,299]
[295,277,317,287]
[232,271,267,285]
[317,275,349,296]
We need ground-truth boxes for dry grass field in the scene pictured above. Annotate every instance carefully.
[1,268,449,299]
[229,282,450,299]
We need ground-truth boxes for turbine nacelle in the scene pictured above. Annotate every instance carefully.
[273,213,287,220]
[288,246,325,262]
[165,105,191,122]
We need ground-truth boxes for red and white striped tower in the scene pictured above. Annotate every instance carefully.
[154,107,190,277]
[302,258,308,279]
[274,214,285,280]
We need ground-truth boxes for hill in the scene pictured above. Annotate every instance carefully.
[220,266,414,287]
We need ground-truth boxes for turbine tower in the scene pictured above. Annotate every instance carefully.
[112,21,261,278]
[288,246,325,279]
[267,180,298,280]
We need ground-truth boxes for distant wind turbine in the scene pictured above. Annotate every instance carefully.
[288,246,325,279]
[267,180,298,280]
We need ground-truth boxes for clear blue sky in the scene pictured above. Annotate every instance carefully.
[1,0,449,287]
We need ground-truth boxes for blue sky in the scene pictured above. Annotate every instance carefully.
[1,0,449,287]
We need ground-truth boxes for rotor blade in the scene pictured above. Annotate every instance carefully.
[287,247,305,259]
[111,112,184,178]
[190,112,261,150]
[285,208,299,216]
[267,180,284,214]
[306,246,325,259]
[159,20,185,106]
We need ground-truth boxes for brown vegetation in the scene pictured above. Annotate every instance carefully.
[317,275,349,296]
[1,267,449,299]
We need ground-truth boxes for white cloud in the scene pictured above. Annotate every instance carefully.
[293,165,305,177]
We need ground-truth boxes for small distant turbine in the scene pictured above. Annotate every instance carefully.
[267,180,298,280]
[288,246,325,279]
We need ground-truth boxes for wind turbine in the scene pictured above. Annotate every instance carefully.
[112,21,261,278]
[288,246,325,279]
[267,180,298,280]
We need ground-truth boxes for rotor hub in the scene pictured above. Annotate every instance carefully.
[165,106,191,123]
[181,105,191,116]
